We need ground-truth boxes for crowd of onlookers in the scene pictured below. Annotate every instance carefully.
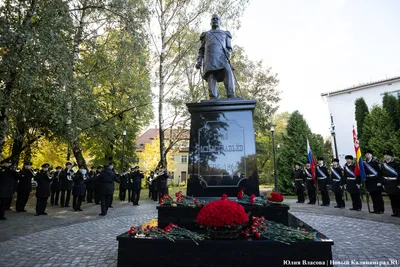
[0,159,170,220]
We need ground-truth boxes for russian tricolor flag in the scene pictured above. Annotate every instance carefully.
[307,139,316,182]
[352,128,366,182]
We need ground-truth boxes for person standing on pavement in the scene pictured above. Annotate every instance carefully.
[330,158,345,209]
[16,162,34,212]
[292,163,305,203]
[381,150,400,217]
[98,163,120,216]
[50,166,62,206]
[34,164,52,216]
[72,166,87,212]
[94,166,103,205]
[315,157,330,206]
[344,155,362,211]
[60,162,74,208]
[364,149,384,214]
[119,170,129,201]
[0,159,16,220]
[155,168,169,203]
[85,166,96,203]
[304,161,316,205]
[131,166,144,206]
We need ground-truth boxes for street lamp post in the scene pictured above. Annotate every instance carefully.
[330,114,339,159]
[271,125,278,193]
[121,130,127,174]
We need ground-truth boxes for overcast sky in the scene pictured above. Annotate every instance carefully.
[234,0,400,137]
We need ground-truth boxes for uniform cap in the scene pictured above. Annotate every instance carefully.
[333,158,340,163]
[66,162,72,166]
[41,163,50,168]
[317,157,324,161]
[294,162,301,166]
[24,162,32,166]
[56,166,62,169]
[365,148,373,154]
[97,165,103,169]
[384,150,394,157]
[345,155,354,160]
[1,159,13,164]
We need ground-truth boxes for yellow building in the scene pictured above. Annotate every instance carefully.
[136,127,189,186]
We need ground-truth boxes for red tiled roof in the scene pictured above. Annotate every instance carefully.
[135,128,190,150]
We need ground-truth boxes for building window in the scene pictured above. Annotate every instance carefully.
[181,155,187,163]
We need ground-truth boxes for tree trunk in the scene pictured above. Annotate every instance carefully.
[158,1,167,171]
[10,120,26,165]
[71,139,86,168]
[23,145,32,163]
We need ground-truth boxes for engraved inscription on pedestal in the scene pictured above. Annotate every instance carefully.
[197,120,246,187]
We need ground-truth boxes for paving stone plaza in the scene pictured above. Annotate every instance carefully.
[0,199,399,267]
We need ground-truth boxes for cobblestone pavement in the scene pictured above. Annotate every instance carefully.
[1,200,400,266]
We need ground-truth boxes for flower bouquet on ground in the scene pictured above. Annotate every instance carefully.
[244,216,316,244]
[128,223,204,245]
[159,192,206,207]
[196,194,249,239]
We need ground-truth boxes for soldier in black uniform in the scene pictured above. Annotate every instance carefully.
[344,155,362,211]
[34,164,52,216]
[97,163,120,216]
[60,162,74,207]
[155,168,169,203]
[94,166,102,205]
[364,149,384,214]
[0,159,16,220]
[16,162,34,212]
[50,166,62,206]
[85,166,96,203]
[147,171,154,199]
[330,158,345,209]
[72,166,87,211]
[292,163,305,203]
[381,150,400,217]
[119,170,129,201]
[127,167,135,202]
[315,157,330,206]
[131,166,144,205]
[304,162,316,204]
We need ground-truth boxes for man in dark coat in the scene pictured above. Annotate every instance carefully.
[304,161,316,204]
[131,166,144,206]
[60,162,74,207]
[315,157,330,206]
[94,166,102,205]
[119,170,129,201]
[292,163,305,203]
[155,168,169,203]
[0,159,16,220]
[127,167,135,202]
[86,166,96,203]
[50,166,62,206]
[147,171,154,199]
[16,162,34,212]
[330,158,345,209]
[72,166,87,211]
[151,170,159,201]
[381,150,400,217]
[34,164,52,216]
[344,155,362,211]
[364,149,384,214]
[97,163,120,216]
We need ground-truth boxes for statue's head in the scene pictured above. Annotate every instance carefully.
[210,14,221,29]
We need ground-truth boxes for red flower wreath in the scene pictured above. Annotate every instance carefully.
[196,197,248,227]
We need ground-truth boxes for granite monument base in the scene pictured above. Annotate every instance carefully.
[186,99,260,197]
[116,213,333,267]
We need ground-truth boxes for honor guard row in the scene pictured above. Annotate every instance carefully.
[292,149,400,217]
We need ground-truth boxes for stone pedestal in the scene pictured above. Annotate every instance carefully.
[186,99,260,197]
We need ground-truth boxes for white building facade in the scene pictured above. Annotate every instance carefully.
[321,77,400,164]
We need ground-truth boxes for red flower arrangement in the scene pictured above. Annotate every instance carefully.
[268,192,284,202]
[237,189,262,206]
[196,197,248,228]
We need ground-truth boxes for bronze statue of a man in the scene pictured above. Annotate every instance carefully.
[196,14,236,99]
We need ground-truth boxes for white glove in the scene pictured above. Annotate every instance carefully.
[339,186,343,190]
[344,185,347,190]
[356,184,361,189]
[302,183,305,187]
[292,182,295,186]
[377,183,382,186]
